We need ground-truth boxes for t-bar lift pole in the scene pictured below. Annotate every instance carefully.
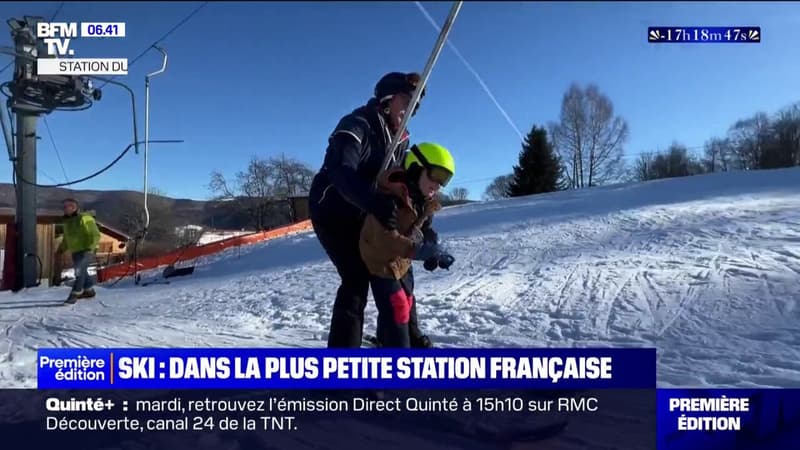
[380,0,463,173]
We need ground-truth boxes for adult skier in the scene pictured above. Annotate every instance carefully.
[57,198,101,304]
[359,142,456,347]
[309,71,433,348]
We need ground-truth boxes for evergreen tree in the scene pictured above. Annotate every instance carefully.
[507,125,563,197]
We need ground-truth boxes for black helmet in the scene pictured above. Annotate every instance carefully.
[374,72,425,112]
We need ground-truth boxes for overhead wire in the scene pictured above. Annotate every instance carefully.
[49,1,65,22]
[11,139,183,188]
[39,2,70,184]
[42,116,68,182]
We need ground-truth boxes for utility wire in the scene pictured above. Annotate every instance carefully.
[38,167,59,184]
[97,2,208,89]
[13,139,183,188]
[49,2,65,21]
[42,116,68,182]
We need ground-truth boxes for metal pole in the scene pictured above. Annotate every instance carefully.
[135,46,167,285]
[380,0,463,173]
[11,20,41,290]
[15,114,38,289]
[143,46,168,237]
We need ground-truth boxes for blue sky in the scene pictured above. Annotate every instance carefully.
[0,1,798,200]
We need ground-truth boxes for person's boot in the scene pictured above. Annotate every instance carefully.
[78,288,96,299]
[64,290,82,305]
[410,334,433,348]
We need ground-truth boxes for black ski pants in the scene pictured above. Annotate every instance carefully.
[313,214,423,348]
[371,269,420,348]
[312,214,370,348]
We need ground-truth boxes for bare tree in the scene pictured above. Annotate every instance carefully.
[271,153,315,197]
[210,157,275,230]
[484,174,513,200]
[550,83,629,188]
[116,187,178,257]
[209,155,314,230]
[634,143,705,181]
[727,112,771,170]
[632,152,655,181]
[703,137,736,173]
[761,103,800,169]
[449,187,469,202]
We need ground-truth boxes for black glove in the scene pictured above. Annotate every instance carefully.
[424,252,455,271]
[438,252,455,269]
[423,257,439,271]
[414,240,440,261]
[369,193,397,230]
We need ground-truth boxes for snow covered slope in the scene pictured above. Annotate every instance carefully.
[1,168,799,388]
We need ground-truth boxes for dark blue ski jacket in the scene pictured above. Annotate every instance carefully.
[309,98,409,225]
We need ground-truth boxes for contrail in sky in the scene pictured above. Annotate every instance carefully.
[414,1,525,141]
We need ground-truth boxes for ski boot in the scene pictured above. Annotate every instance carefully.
[63,288,96,305]
[64,290,83,305]
[411,334,433,349]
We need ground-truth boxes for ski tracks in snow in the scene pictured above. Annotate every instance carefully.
[415,196,800,387]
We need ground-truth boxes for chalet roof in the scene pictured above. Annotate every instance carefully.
[97,223,130,241]
[0,207,130,240]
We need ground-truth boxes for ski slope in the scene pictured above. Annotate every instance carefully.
[1,168,799,389]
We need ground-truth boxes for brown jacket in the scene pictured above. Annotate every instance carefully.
[360,168,441,279]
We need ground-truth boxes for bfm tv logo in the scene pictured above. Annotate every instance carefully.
[34,21,128,76]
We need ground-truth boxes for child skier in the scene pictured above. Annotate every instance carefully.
[359,142,456,348]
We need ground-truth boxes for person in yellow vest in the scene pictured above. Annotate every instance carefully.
[56,198,101,304]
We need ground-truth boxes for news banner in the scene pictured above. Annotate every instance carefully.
[14,347,794,450]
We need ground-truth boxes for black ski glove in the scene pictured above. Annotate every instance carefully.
[369,193,397,230]
[414,241,440,261]
[438,252,455,269]
[424,252,455,271]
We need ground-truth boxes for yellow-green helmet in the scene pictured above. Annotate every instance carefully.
[404,142,455,187]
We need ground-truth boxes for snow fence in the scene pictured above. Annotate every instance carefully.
[96,220,312,283]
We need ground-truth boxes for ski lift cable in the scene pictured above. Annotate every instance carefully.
[11,139,183,188]
[49,2,65,22]
[97,1,208,90]
[413,1,524,142]
[380,0,464,173]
